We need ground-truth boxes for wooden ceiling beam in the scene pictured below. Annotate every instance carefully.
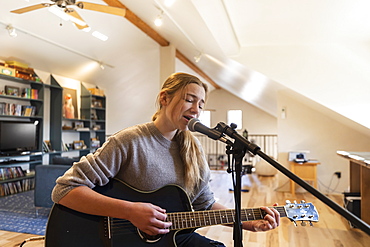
[176,50,220,89]
[103,0,220,88]
[103,0,169,46]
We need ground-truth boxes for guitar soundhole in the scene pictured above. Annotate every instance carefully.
[137,229,162,243]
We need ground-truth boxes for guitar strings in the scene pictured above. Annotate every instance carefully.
[107,206,287,235]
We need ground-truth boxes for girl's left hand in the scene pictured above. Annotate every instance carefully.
[246,204,280,232]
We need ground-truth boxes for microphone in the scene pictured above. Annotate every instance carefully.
[188,118,231,144]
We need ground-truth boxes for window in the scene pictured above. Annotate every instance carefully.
[199,110,211,127]
[227,110,242,130]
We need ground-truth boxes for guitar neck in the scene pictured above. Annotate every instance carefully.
[167,206,287,230]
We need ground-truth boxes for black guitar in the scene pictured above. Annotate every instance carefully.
[45,178,319,247]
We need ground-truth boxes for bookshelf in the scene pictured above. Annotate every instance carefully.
[48,76,106,162]
[0,73,106,196]
[0,73,44,196]
[0,154,42,196]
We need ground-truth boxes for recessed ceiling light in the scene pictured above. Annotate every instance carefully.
[92,31,108,41]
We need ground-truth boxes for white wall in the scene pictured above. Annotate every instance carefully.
[104,47,161,135]
[276,89,370,194]
[36,38,161,139]
[206,89,277,134]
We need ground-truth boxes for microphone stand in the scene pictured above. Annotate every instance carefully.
[214,122,370,237]
[225,137,247,247]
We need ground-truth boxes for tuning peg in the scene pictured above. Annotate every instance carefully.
[309,221,313,226]
[301,221,306,227]
[294,200,297,204]
[300,200,306,204]
[286,200,291,204]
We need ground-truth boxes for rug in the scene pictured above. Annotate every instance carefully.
[0,190,50,235]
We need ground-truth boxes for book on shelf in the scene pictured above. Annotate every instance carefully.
[0,103,36,116]
[22,105,36,116]
[0,102,5,115]
[0,166,34,196]
[61,141,69,151]
[0,166,26,180]
[43,141,52,152]
[21,88,38,99]
[14,104,22,116]
[0,178,35,196]
[31,88,38,99]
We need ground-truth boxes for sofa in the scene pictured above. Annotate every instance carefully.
[34,156,79,209]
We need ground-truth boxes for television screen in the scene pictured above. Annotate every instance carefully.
[0,121,38,154]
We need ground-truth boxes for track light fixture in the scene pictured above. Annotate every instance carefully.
[6,24,17,37]
[99,62,105,70]
[154,11,164,27]
[194,52,203,63]
[0,21,114,69]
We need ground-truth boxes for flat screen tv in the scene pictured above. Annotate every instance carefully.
[0,121,38,155]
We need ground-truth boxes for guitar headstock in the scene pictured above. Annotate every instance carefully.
[284,200,319,226]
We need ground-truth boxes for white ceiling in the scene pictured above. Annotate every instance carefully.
[1,0,370,129]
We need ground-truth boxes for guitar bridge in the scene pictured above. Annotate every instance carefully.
[104,217,112,239]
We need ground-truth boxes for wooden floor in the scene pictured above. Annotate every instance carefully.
[1,170,369,247]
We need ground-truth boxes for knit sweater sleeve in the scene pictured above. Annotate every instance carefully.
[51,136,125,203]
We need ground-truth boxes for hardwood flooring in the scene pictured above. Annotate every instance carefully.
[1,170,368,247]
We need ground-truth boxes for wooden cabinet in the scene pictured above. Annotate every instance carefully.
[337,151,370,225]
[290,161,320,196]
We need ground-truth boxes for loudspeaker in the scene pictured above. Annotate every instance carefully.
[343,192,361,228]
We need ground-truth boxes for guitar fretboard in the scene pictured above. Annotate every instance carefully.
[167,206,287,230]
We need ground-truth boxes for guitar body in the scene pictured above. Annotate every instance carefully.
[45,179,193,247]
[45,178,320,246]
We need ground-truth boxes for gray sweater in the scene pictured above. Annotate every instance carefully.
[52,122,215,211]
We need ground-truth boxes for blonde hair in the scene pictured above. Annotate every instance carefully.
[152,72,208,196]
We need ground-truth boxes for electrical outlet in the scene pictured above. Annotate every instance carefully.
[334,172,341,179]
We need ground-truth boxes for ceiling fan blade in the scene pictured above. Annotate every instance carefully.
[76,2,126,17]
[11,3,50,14]
[67,10,89,30]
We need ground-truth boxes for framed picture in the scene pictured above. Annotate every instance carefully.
[5,85,20,96]
[73,121,84,129]
[92,99,103,108]
[91,109,98,120]
[93,124,101,130]
[91,138,100,148]
[63,87,78,119]
[73,140,85,150]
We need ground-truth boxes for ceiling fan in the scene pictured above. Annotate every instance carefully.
[11,0,126,30]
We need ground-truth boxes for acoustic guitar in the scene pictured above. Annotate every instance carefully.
[45,178,319,247]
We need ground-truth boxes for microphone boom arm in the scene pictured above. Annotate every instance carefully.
[215,122,370,236]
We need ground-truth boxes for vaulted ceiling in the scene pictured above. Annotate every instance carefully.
[1,0,370,130]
